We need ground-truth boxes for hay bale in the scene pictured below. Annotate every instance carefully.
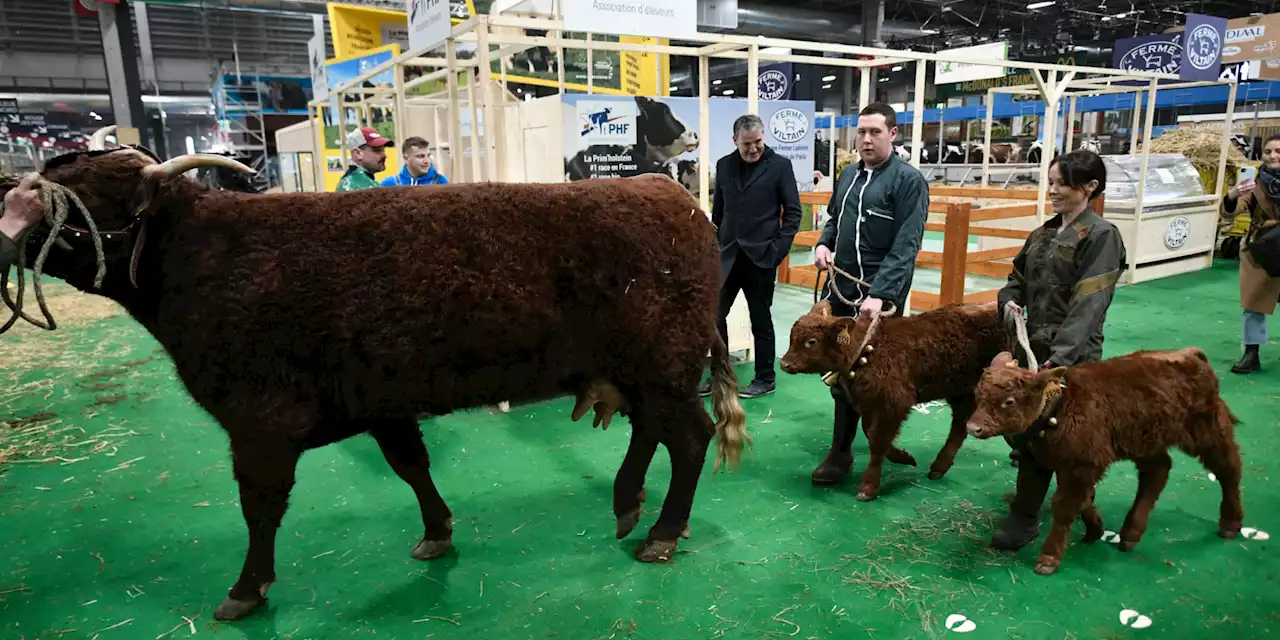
[1142,125,1252,179]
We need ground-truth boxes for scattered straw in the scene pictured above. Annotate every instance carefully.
[413,614,462,626]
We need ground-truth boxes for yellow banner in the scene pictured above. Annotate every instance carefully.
[328,1,475,59]
[619,35,669,96]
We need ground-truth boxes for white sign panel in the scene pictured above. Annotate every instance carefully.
[408,0,451,55]
[308,31,328,102]
[935,41,1009,85]
[574,99,638,146]
[562,0,697,39]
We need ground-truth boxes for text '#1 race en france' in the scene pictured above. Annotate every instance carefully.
[561,94,817,195]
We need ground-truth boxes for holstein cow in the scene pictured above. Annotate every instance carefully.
[967,349,1244,576]
[779,300,1005,500]
[12,148,748,621]
[565,96,699,180]
[1026,140,1061,165]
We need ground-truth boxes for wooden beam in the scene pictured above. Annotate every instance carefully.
[966,246,1022,263]
[926,223,1029,240]
[792,230,823,246]
[910,291,941,312]
[788,264,820,289]
[969,204,1039,222]
[939,202,971,306]
[930,186,1040,200]
[800,191,831,205]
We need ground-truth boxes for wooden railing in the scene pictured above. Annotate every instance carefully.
[778,186,1104,311]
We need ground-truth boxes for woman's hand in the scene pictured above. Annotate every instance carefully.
[1004,300,1023,317]
[1229,180,1256,200]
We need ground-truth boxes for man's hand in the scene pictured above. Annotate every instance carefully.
[859,296,884,319]
[0,173,44,242]
[1003,300,1023,317]
[815,245,833,271]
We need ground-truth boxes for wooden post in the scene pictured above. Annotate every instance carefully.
[311,104,325,192]
[1065,96,1077,152]
[466,69,482,183]
[939,202,971,306]
[910,61,926,168]
[446,40,462,181]
[981,89,995,187]
[586,34,594,94]
[859,66,870,109]
[337,94,349,168]
[1216,81,1239,198]
[478,18,499,182]
[1128,90,1143,154]
[747,44,760,115]
[393,64,407,147]
[1132,78,1159,278]
[698,54,711,212]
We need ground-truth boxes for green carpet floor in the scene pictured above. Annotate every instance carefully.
[2,260,1277,639]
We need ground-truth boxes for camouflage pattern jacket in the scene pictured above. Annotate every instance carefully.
[997,209,1127,367]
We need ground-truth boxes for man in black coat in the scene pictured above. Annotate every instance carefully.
[699,114,802,399]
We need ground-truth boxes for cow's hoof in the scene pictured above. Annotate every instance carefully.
[811,453,853,485]
[1033,563,1058,576]
[1218,524,1241,539]
[616,509,642,539]
[214,595,265,621]
[927,470,945,481]
[1117,539,1138,552]
[680,524,691,539]
[636,539,678,563]
[1082,530,1103,544]
[856,490,878,502]
[411,538,453,560]
[638,487,647,503]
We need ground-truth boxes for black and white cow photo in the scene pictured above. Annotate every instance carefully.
[565,96,700,182]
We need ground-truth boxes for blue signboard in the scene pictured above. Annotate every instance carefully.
[1180,13,1229,81]
[757,63,793,101]
[1113,33,1182,75]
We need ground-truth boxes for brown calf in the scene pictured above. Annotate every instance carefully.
[780,300,1005,501]
[967,349,1244,576]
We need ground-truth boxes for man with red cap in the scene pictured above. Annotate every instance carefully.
[336,127,394,192]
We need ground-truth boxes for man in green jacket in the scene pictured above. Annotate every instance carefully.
[1,173,45,274]
[809,103,930,487]
[335,127,393,192]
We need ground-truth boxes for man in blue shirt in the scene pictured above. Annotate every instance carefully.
[381,136,448,186]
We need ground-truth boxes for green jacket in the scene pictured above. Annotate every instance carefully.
[817,154,930,308]
[1,233,17,275]
[997,210,1127,367]
[336,165,379,192]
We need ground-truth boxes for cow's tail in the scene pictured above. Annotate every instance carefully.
[710,329,750,473]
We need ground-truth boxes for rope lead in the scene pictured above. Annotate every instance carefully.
[1,177,108,335]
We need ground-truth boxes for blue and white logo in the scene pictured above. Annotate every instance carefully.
[1187,24,1223,71]
[577,100,636,145]
[769,108,808,144]
[1118,36,1182,74]
[758,69,789,101]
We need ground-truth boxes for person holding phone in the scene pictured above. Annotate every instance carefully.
[1222,134,1280,374]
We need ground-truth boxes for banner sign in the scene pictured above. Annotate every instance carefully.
[1180,13,1228,80]
[562,0,698,39]
[561,94,815,194]
[757,63,793,101]
[408,0,451,55]
[308,31,329,102]
[934,41,1008,85]
[1113,33,1182,74]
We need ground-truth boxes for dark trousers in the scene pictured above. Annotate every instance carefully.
[716,251,776,384]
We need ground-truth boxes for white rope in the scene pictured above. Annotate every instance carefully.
[1006,304,1039,373]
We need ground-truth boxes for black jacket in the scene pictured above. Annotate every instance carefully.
[817,154,929,308]
[997,210,1127,367]
[0,233,16,275]
[711,147,803,274]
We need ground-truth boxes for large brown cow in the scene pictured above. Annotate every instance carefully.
[8,148,748,621]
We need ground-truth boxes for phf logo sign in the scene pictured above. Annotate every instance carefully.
[577,100,636,145]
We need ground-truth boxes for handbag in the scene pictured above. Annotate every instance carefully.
[1246,223,1280,278]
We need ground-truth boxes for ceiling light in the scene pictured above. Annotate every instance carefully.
[879,77,889,82]
[759,46,791,55]
[713,79,722,85]
[892,65,903,72]
[1026,1,1055,9]
[822,83,832,89]
[920,28,939,35]
[669,85,678,92]
[723,89,734,95]
[822,74,836,82]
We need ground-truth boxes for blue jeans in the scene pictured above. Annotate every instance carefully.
[1244,310,1269,346]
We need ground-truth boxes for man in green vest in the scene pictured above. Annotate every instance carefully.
[336,127,394,192]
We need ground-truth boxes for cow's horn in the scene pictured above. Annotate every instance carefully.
[88,125,117,151]
[142,154,256,180]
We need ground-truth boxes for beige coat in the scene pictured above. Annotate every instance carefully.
[1225,186,1280,314]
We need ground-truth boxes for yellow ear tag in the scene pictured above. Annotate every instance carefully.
[837,329,850,346]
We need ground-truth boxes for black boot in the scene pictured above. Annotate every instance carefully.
[812,397,857,485]
[1231,345,1261,374]
[992,455,1054,551]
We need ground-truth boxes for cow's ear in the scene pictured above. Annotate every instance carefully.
[990,351,1015,369]
[809,299,833,318]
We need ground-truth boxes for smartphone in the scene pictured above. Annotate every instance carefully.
[1239,166,1258,185]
